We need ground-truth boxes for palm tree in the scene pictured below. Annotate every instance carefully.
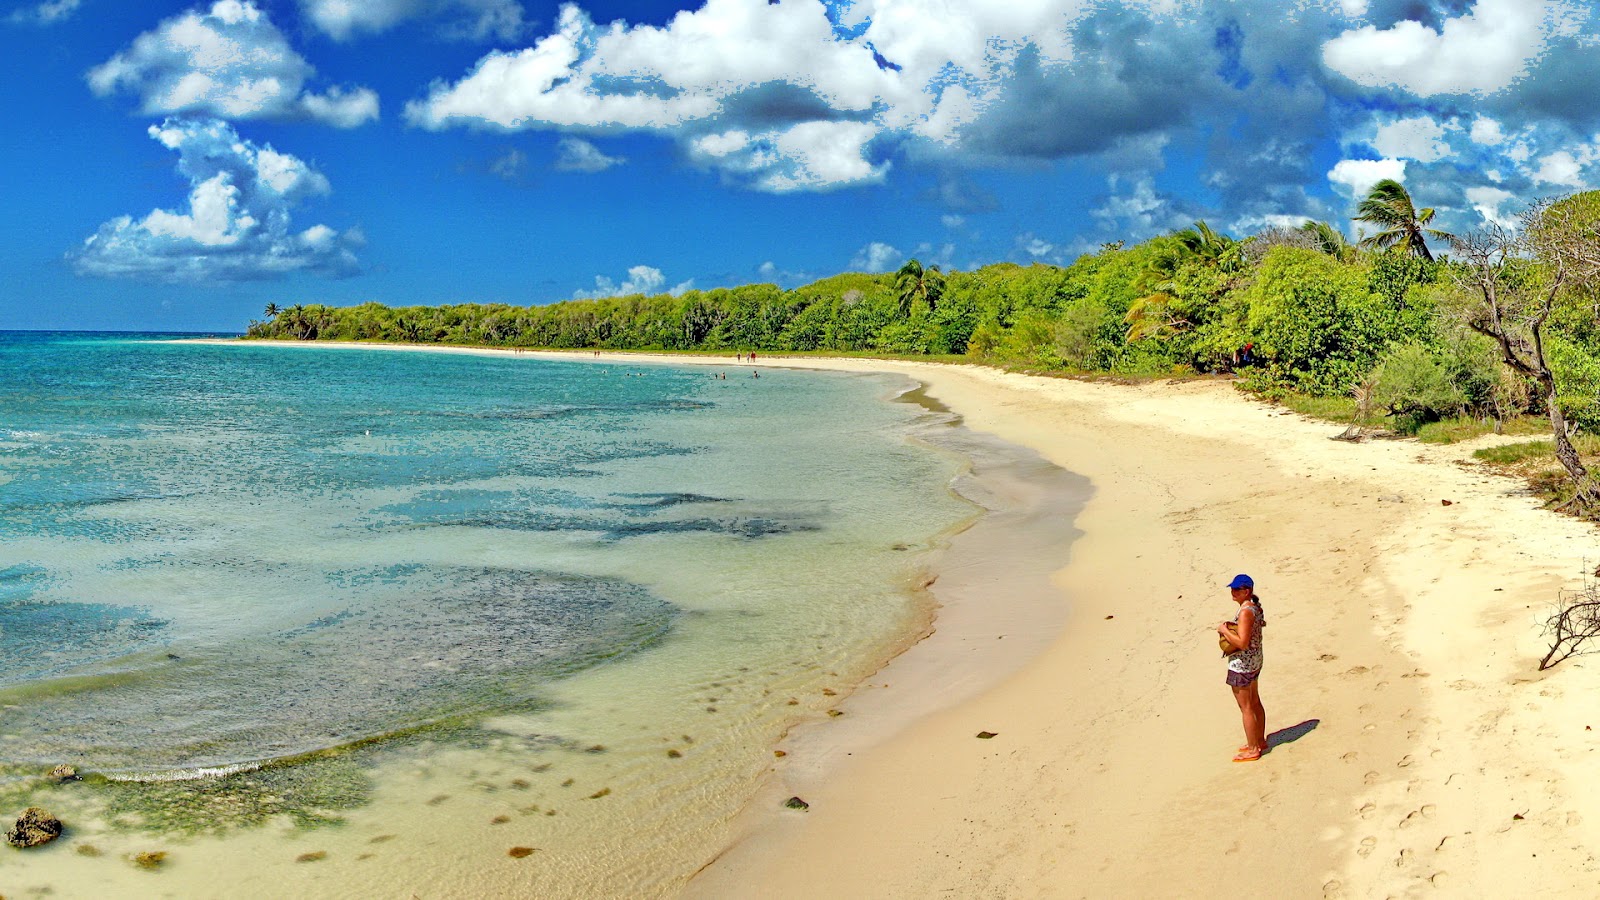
[894,258,944,318]
[263,302,280,319]
[1354,179,1453,261]
[1124,221,1242,340]
[1296,220,1357,262]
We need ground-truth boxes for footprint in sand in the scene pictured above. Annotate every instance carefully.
[1364,771,1381,785]
[1399,808,1430,829]
[1358,802,1377,819]
[1395,848,1414,868]
[1430,871,1450,888]
[1357,837,1378,858]
[1397,755,1414,768]
[1322,879,1343,898]
[1340,751,1359,762]
[1344,666,1370,676]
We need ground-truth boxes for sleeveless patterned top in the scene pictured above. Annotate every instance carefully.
[1226,598,1265,675]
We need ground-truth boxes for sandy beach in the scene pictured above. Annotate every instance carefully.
[686,355,1600,898]
[191,342,1600,897]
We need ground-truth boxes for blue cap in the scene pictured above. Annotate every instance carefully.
[1227,574,1254,589]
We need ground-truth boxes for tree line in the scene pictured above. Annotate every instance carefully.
[246,182,1600,509]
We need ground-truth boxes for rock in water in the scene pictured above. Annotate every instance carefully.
[49,764,77,782]
[7,808,63,848]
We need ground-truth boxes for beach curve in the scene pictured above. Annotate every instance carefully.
[191,341,1600,897]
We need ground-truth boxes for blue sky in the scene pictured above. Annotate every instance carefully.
[3,0,1599,331]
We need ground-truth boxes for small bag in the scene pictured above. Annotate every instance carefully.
[1218,622,1239,656]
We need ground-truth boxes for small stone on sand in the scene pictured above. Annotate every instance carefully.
[131,851,167,869]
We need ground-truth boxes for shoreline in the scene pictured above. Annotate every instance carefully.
[171,338,1092,896]
[186,339,1600,896]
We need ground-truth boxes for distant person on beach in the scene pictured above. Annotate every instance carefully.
[737,352,743,362]
[1216,573,1266,762]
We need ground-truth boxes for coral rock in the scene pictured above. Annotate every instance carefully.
[6,808,62,848]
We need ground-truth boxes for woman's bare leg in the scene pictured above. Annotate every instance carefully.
[1249,684,1267,751]
[1231,684,1255,749]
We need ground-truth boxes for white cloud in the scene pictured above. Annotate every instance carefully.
[406,2,886,131]
[1322,0,1567,96]
[402,0,1122,191]
[688,121,887,192]
[1024,237,1054,257]
[851,241,902,273]
[554,137,623,173]
[1091,175,1175,235]
[298,0,525,42]
[8,0,80,24]
[1470,116,1507,146]
[1531,149,1590,187]
[488,148,527,180]
[1327,157,1406,197]
[87,0,378,128]
[1465,186,1518,227]
[941,214,965,228]
[71,118,360,282]
[1370,115,1453,162]
[573,264,691,299]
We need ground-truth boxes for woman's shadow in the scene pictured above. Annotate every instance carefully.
[1267,719,1319,750]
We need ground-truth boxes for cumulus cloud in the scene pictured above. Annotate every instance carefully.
[1022,236,1055,258]
[1327,158,1407,197]
[87,0,378,127]
[1465,185,1518,227]
[1470,116,1508,146]
[851,241,902,273]
[688,121,888,192]
[1369,115,1454,162]
[573,264,691,299]
[554,137,623,173]
[1322,0,1569,97]
[405,1,900,191]
[1090,175,1194,237]
[8,0,80,24]
[1531,148,1595,187]
[71,118,360,282]
[298,0,525,42]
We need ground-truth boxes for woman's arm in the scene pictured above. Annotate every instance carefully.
[1225,606,1256,651]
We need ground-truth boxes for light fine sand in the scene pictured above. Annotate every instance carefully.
[682,355,1600,899]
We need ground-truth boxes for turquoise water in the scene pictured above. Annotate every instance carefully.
[0,334,970,784]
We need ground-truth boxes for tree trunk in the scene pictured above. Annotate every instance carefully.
[1541,374,1599,507]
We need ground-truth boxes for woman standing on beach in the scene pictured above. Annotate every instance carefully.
[1217,574,1266,762]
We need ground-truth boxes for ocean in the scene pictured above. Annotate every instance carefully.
[0,333,981,896]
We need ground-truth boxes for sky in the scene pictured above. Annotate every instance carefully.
[4,0,1600,331]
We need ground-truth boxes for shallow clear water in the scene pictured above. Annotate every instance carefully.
[0,334,983,897]
[0,335,967,773]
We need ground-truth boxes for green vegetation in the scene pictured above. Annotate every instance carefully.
[247,184,1600,510]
